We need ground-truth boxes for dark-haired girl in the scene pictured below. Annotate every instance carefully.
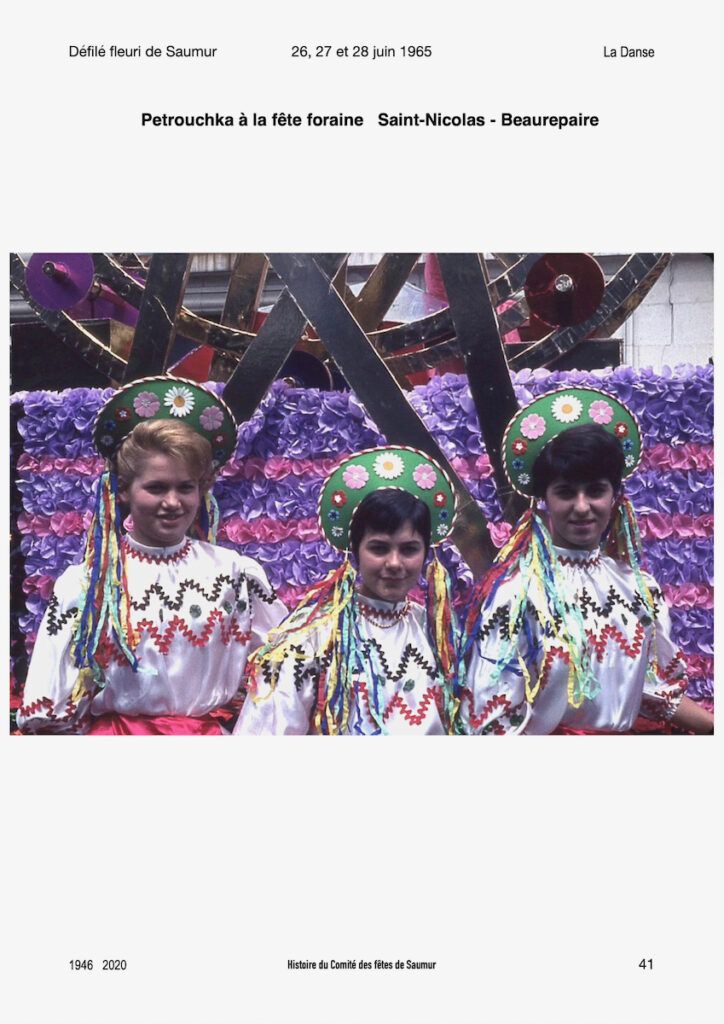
[235,446,465,735]
[461,388,713,735]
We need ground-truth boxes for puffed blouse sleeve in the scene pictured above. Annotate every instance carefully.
[460,579,533,735]
[233,624,326,735]
[16,565,91,734]
[638,580,688,722]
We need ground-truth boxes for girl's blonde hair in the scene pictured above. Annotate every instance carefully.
[113,419,213,492]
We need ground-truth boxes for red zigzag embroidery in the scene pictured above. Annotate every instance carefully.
[356,680,443,727]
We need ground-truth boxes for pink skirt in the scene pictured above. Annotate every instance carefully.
[87,711,229,735]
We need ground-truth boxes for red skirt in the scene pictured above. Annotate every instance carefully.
[87,711,229,735]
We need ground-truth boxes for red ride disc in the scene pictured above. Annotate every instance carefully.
[524,253,605,328]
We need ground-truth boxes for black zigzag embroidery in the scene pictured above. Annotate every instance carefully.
[359,640,438,681]
[476,582,665,644]
[248,576,280,605]
[476,605,513,643]
[272,641,436,690]
[578,585,663,621]
[45,594,79,636]
[129,573,244,611]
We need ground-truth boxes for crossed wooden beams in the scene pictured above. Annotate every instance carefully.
[11,252,670,574]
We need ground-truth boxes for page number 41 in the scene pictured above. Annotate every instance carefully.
[638,959,654,970]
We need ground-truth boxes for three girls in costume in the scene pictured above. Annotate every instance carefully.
[18,378,709,736]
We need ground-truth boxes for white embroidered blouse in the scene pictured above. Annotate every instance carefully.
[234,594,455,735]
[17,536,287,733]
[462,546,688,735]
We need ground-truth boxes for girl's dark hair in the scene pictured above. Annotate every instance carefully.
[532,424,625,497]
[349,489,431,556]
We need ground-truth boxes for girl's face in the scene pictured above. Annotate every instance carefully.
[544,476,616,550]
[119,453,201,548]
[356,521,427,604]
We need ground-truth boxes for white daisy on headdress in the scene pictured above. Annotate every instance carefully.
[374,452,404,480]
[551,394,582,424]
[164,385,195,417]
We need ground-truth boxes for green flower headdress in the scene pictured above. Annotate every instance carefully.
[502,386,642,497]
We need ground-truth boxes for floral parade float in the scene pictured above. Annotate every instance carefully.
[9,254,713,730]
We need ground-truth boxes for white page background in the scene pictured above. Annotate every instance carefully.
[2,2,722,1022]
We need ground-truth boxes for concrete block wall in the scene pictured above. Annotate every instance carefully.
[621,254,713,369]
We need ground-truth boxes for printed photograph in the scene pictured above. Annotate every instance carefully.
[9,252,714,736]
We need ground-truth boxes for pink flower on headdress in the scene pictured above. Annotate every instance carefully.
[342,464,369,489]
[413,463,437,489]
[200,405,224,431]
[520,413,546,439]
[133,391,160,418]
[589,399,614,425]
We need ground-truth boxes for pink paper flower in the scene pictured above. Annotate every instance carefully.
[342,464,369,489]
[200,405,225,431]
[488,520,513,548]
[520,413,546,439]
[133,391,160,417]
[412,463,437,489]
[588,399,614,425]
